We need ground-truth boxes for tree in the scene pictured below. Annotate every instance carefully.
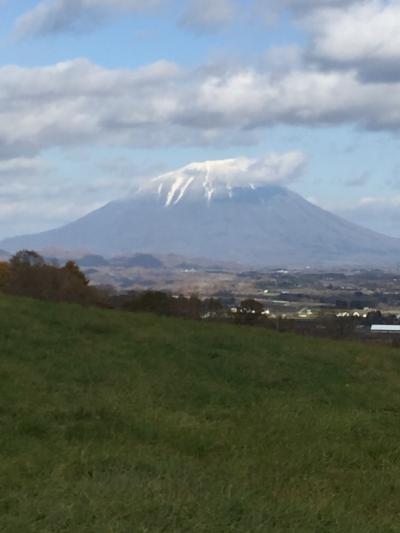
[5,251,96,304]
[124,291,173,315]
[7,251,46,297]
[235,299,264,324]
[0,261,10,289]
[10,250,45,269]
[63,261,89,286]
[204,298,224,317]
[239,299,264,314]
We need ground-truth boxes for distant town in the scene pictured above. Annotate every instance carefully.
[67,253,400,318]
[49,251,400,337]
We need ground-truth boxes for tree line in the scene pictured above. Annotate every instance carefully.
[0,250,229,319]
[0,250,392,342]
[0,251,96,304]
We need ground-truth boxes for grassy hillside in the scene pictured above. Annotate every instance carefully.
[1,296,400,532]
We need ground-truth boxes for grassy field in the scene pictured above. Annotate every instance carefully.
[1,296,400,532]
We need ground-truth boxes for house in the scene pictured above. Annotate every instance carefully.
[371,325,400,333]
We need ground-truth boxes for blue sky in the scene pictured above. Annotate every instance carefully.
[1,0,400,238]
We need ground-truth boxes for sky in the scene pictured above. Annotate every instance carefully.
[1,0,400,238]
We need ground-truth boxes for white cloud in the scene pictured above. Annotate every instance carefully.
[179,0,236,33]
[15,0,164,37]
[307,1,400,81]
[253,1,400,83]
[1,57,400,159]
[245,151,307,185]
[185,67,400,131]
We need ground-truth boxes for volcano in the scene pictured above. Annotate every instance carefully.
[2,159,400,267]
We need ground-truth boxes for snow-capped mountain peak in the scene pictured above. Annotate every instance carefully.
[138,153,306,206]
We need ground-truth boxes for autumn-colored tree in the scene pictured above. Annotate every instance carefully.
[0,261,10,289]
[7,251,47,298]
[10,250,45,269]
[63,261,89,286]
[5,250,96,304]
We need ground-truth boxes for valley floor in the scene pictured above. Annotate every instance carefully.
[1,295,400,532]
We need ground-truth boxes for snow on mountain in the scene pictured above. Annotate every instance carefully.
[139,153,306,206]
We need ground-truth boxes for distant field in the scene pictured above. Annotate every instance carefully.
[2,295,400,532]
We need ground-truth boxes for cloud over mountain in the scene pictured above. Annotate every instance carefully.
[227,152,306,186]
[143,152,307,205]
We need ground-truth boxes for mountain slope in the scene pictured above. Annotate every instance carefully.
[2,295,400,531]
[2,161,400,266]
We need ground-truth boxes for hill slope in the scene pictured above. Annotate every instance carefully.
[2,161,400,266]
[1,295,400,531]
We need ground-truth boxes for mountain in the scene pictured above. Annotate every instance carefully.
[110,254,164,269]
[77,254,110,267]
[2,160,400,267]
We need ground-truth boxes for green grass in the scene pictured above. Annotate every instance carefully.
[1,295,400,532]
